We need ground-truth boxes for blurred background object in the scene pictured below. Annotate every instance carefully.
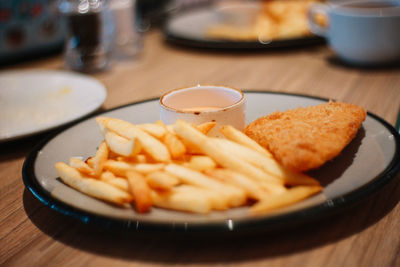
[136,0,172,31]
[0,0,66,65]
[308,0,400,66]
[136,0,212,31]
[110,0,142,60]
[59,0,114,73]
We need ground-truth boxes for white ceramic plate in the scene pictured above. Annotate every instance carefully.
[22,92,400,232]
[0,70,107,142]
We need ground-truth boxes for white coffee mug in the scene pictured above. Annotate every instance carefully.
[308,0,400,65]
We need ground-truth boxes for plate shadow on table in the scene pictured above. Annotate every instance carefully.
[22,127,400,264]
[23,175,400,264]
[0,47,63,69]
[162,36,326,56]
[326,56,400,71]
[0,132,52,162]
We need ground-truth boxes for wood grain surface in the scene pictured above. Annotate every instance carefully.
[1,31,400,267]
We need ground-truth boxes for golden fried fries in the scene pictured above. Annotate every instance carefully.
[55,116,323,215]
[195,121,216,134]
[55,162,132,205]
[163,132,187,159]
[137,123,167,139]
[69,157,94,175]
[96,117,171,162]
[250,185,322,214]
[100,171,130,192]
[93,141,108,177]
[146,171,180,190]
[127,171,152,213]
[173,120,283,186]
[212,138,319,186]
[183,155,216,172]
[104,130,141,157]
[219,124,272,157]
[103,160,164,176]
[152,189,211,214]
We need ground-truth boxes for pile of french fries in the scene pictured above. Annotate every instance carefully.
[55,117,322,215]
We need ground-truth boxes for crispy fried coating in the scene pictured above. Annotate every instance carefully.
[244,101,366,172]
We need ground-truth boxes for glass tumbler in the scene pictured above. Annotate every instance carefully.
[59,0,113,73]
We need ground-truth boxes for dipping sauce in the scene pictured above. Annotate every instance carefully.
[159,85,245,137]
[182,106,221,112]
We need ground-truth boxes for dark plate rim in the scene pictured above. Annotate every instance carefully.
[22,91,400,233]
[162,5,326,50]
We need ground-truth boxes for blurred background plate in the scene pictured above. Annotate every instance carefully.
[0,70,106,142]
[163,3,325,50]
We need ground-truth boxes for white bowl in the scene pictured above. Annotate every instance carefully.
[159,85,246,137]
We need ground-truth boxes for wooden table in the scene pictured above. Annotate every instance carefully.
[1,30,400,267]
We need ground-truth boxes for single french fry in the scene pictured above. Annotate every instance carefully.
[69,157,94,175]
[183,155,217,171]
[155,120,187,158]
[151,188,211,214]
[104,130,141,157]
[129,163,166,173]
[100,170,114,180]
[213,138,319,186]
[55,162,132,205]
[104,160,164,177]
[119,154,149,163]
[154,120,166,127]
[165,163,246,207]
[96,117,171,162]
[180,138,203,155]
[166,124,175,133]
[206,168,266,200]
[163,132,187,159]
[93,141,109,177]
[250,185,323,214]
[219,124,272,157]
[196,121,216,135]
[137,123,167,139]
[126,171,153,213]
[175,185,229,210]
[258,180,287,195]
[100,171,129,192]
[133,154,149,163]
[85,157,95,168]
[166,121,214,154]
[173,120,283,186]
[146,171,180,190]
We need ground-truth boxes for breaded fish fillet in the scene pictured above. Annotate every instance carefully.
[244,101,366,172]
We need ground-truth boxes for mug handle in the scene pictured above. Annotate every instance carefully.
[308,3,329,37]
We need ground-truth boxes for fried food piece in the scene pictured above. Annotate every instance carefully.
[244,101,366,172]
[206,0,323,41]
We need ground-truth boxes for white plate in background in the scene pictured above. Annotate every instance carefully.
[0,70,107,142]
[163,5,324,50]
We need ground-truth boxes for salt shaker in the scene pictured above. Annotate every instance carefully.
[59,0,113,73]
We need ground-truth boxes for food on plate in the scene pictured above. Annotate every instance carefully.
[55,117,322,215]
[244,101,367,172]
[206,0,325,41]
